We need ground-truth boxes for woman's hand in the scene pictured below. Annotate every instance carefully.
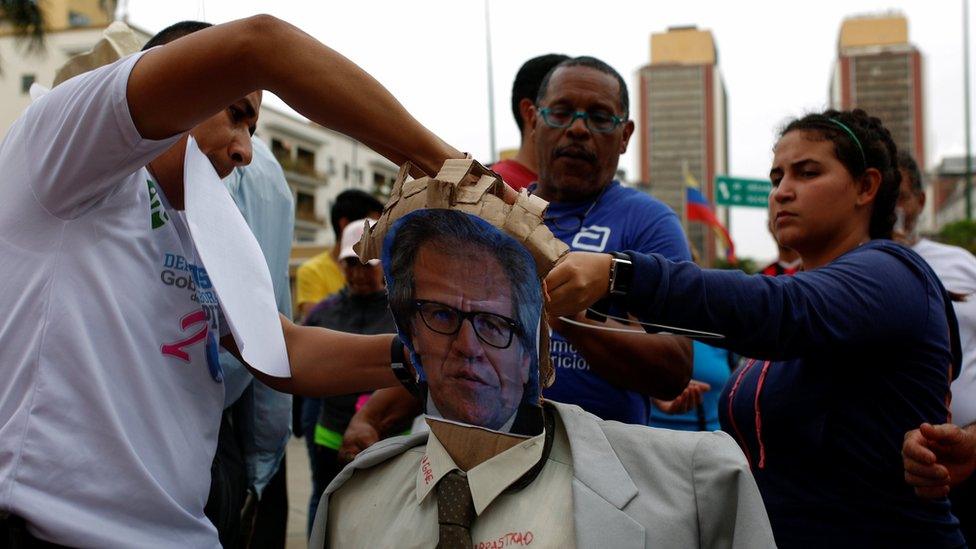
[544,252,613,317]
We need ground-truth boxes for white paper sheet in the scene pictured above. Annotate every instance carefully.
[183,138,291,378]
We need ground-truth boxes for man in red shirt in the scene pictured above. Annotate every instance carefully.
[491,54,568,190]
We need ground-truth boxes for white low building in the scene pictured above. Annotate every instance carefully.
[254,105,397,246]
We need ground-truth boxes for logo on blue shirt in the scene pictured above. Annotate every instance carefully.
[571,225,611,252]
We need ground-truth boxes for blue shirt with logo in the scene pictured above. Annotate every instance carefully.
[539,181,690,423]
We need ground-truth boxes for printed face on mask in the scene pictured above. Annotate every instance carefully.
[409,243,530,430]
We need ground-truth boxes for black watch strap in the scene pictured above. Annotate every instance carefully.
[390,336,421,398]
[609,251,634,297]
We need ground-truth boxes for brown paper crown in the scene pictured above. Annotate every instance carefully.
[54,22,143,86]
[355,158,568,388]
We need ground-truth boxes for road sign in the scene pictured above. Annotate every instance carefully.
[714,175,771,208]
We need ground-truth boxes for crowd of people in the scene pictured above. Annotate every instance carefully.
[0,13,973,549]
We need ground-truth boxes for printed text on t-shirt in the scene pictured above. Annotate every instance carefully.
[160,253,220,330]
[550,339,590,371]
[161,310,208,362]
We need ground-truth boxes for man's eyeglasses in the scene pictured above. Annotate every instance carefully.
[414,300,519,349]
[537,107,626,133]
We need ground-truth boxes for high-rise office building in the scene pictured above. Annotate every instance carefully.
[638,26,728,265]
[830,14,924,164]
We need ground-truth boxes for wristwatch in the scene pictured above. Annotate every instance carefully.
[390,336,421,398]
[608,251,634,297]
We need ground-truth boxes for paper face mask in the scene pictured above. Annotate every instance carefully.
[383,209,543,436]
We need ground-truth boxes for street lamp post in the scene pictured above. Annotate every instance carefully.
[484,0,497,164]
[965,0,973,220]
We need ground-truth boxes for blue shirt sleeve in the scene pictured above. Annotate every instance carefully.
[624,245,932,360]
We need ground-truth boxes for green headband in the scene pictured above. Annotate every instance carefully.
[827,118,867,167]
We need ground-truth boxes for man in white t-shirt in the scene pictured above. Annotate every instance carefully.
[0,17,476,547]
[897,151,976,542]
[895,151,976,427]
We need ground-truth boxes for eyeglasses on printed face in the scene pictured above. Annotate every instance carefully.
[537,106,626,133]
[414,299,519,349]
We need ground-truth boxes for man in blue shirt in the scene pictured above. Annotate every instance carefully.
[530,56,692,424]
[208,136,295,546]
[337,57,694,460]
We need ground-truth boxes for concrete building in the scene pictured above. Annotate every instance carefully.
[927,155,976,230]
[254,106,398,245]
[637,25,728,265]
[0,0,137,140]
[830,13,925,164]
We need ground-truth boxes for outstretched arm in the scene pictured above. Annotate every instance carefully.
[128,15,459,177]
[546,246,931,361]
[224,316,398,397]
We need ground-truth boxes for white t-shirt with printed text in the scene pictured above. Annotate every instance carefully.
[0,52,226,546]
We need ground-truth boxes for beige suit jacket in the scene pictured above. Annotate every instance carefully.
[310,401,776,548]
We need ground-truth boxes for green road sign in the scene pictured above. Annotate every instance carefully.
[714,175,772,208]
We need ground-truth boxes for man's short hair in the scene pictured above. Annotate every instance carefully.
[897,150,924,195]
[386,209,541,373]
[330,190,384,241]
[142,21,213,50]
[536,56,630,117]
[511,54,569,133]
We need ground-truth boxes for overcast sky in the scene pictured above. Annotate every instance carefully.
[126,0,976,262]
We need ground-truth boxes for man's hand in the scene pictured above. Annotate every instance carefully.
[336,385,422,463]
[544,252,612,317]
[652,380,711,415]
[903,422,976,498]
[338,414,381,464]
[548,312,693,399]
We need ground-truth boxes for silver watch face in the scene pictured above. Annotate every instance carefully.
[610,258,631,294]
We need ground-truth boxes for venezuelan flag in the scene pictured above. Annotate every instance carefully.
[686,186,736,263]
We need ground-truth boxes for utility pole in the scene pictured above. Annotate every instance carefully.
[965,0,973,219]
[484,0,497,163]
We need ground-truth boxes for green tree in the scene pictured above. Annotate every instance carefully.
[713,257,759,274]
[937,220,976,255]
[0,0,46,70]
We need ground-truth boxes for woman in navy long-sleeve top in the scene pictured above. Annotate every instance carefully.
[545,108,965,548]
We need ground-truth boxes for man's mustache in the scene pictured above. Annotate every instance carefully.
[553,145,597,164]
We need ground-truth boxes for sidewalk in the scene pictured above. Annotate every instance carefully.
[285,437,312,549]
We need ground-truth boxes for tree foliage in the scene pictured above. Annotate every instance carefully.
[936,220,976,255]
[0,0,46,71]
[712,257,759,274]
[1,0,45,46]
